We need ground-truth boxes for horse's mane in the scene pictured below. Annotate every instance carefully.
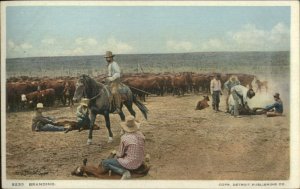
[81,75,104,98]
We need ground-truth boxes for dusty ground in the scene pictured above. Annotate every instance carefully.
[5,93,289,180]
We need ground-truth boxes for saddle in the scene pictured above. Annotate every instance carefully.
[103,83,129,109]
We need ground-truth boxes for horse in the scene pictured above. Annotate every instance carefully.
[73,74,148,145]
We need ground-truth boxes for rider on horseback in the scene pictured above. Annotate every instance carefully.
[104,51,121,114]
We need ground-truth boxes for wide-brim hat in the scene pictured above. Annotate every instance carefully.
[230,75,238,82]
[104,51,115,58]
[36,103,44,109]
[120,115,140,133]
[273,93,280,99]
[80,98,89,106]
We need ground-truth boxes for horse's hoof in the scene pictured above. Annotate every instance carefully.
[107,137,113,143]
[87,139,92,145]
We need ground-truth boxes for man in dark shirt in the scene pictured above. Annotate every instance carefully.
[31,103,67,132]
[264,93,283,117]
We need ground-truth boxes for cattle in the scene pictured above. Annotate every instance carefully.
[172,72,192,96]
[6,82,37,111]
[235,73,255,89]
[195,96,210,110]
[25,88,56,109]
[62,80,75,106]
[42,79,65,105]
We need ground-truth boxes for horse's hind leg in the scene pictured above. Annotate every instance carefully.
[124,101,136,117]
[104,112,113,143]
[118,104,126,121]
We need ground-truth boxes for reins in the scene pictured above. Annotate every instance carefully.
[82,77,105,101]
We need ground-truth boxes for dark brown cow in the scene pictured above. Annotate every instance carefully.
[6,82,37,111]
[71,155,150,179]
[235,74,255,89]
[42,79,65,105]
[62,80,75,106]
[171,74,188,96]
[195,96,210,110]
[25,88,55,108]
[54,120,100,132]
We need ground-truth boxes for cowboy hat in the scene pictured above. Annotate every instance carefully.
[104,51,115,58]
[273,93,280,99]
[80,98,89,107]
[230,75,238,82]
[36,103,44,109]
[120,115,140,133]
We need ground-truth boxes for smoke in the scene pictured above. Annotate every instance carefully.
[247,74,289,114]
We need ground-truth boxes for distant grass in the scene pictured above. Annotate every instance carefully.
[6,51,290,78]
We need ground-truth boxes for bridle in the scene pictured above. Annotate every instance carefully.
[80,76,102,101]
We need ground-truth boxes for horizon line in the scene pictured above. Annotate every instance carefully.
[6,50,290,60]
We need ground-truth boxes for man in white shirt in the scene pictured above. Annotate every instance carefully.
[229,84,255,118]
[104,51,121,114]
[210,74,222,112]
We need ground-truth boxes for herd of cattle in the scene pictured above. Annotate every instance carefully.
[6,72,258,112]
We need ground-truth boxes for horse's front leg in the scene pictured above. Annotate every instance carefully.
[104,111,113,143]
[87,113,96,145]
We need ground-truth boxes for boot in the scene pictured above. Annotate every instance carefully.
[112,94,121,114]
[121,170,131,180]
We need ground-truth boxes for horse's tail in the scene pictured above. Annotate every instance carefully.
[132,95,148,120]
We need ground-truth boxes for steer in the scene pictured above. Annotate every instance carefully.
[195,96,210,110]
[71,155,151,179]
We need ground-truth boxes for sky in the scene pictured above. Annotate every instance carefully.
[6,6,290,58]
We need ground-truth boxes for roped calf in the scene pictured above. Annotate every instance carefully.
[71,154,151,179]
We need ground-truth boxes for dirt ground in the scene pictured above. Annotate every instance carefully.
[5,93,289,180]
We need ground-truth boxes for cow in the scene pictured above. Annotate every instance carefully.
[54,120,100,133]
[172,72,193,96]
[71,155,150,179]
[195,96,210,110]
[62,81,75,106]
[25,88,56,109]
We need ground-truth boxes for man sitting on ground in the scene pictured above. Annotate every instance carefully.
[76,98,90,131]
[264,93,283,117]
[32,103,68,132]
[101,115,145,180]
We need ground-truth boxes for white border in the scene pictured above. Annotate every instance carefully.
[1,1,299,189]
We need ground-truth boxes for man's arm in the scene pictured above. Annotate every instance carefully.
[210,80,214,95]
[76,106,85,118]
[116,139,126,158]
[224,80,231,90]
[265,103,276,111]
[110,63,121,81]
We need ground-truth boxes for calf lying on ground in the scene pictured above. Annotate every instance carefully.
[195,96,210,110]
[54,120,100,132]
[71,153,151,179]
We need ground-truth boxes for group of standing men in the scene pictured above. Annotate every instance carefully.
[210,73,283,117]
